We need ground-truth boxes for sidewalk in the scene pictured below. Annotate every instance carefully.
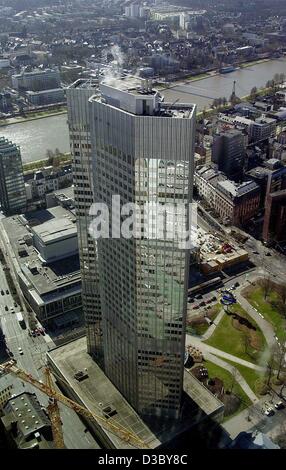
[186,333,265,372]
[202,308,225,341]
[205,351,259,403]
[236,291,276,349]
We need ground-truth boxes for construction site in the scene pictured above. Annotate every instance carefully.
[197,227,249,275]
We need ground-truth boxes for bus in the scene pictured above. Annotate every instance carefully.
[16,312,26,329]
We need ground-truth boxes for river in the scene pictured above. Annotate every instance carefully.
[162,58,286,111]
[0,113,70,163]
[0,58,285,163]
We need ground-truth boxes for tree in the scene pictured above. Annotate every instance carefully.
[242,333,250,357]
[266,349,276,386]
[278,284,286,305]
[212,98,219,108]
[266,79,274,89]
[250,86,258,99]
[261,276,271,300]
[273,341,286,382]
[46,149,54,166]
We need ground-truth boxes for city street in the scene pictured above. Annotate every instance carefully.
[0,259,100,449]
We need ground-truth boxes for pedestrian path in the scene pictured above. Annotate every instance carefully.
[205,351,259,403]
[202,308,225,340]
[186,333,265,372]
[236,291,276,349]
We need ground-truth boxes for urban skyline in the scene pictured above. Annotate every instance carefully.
[0,0,286,456]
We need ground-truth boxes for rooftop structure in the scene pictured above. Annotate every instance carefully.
[47,337,224,449]
[1,206,81,326]
[67,75,196,421]
[1,392,53,449]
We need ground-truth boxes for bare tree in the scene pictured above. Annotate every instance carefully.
[261,276,271,300]
[242,333,250,356]
[278,284,286,305]
[250,86,258,99]
[273,341,286,382]
[230,366,240,393]
[266,350,276,386]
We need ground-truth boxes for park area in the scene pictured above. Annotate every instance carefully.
[186,303,221,336]
[191,360,252,421]
[242,279,286,342]
[205,303,267,364]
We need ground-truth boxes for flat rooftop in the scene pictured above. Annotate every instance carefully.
[1,207,80,297]
[101,76,157,96]
[47,337,223,449]
[31,213,76,245]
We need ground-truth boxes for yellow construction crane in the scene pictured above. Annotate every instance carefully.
[0,360,147,450]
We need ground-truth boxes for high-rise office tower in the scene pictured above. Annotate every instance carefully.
[212,129,245,181]
[0,137,26,215]
[68,77,196,420]
[66,80,103,363]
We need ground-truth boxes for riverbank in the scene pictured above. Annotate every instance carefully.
[23,152,71,173]
[0,108,67,127]
[160,58,272,92]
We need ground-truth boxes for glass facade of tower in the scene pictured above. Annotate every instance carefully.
[66,81,104,363]
[89,84,196,419]
[0,137,26,215]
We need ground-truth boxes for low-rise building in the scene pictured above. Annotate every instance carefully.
[26,88,65,106]
[1,392,53,449]
[12,68,60,92]
[2,205,82,327]
[195,165,260,226]
[25,165,73,202]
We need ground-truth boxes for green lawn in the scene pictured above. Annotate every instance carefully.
[187,303,222,336]
[222,358,264,395]
[205,303,267,364]
[244,286,286,342]
[204,360,252,420]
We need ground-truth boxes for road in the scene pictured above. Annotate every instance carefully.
[223,393,286,441]
[0,255,100,449]
[244,236,286,282]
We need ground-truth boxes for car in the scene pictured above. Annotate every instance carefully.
[211,296,217,301]
[199,301,206,307]
[264,408,274,416]
[5,290,9,294]
[274,401,284,410]
[265,252,271,256]
[253,251,259,255]
[195,294,203,300]
[5,306,8,311]
[18,347,23,356]
[14,302,17,307]
[1,290,4,295]
[188,297,194,303]
[32,331,37,338]
[206,299,212,304]
[193,305,199,310]
[234,282,240,288]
